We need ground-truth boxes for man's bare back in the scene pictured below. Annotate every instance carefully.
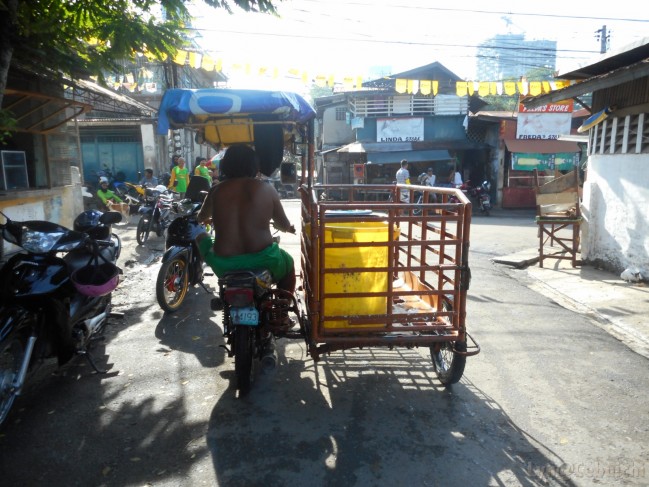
[198,177,292,257]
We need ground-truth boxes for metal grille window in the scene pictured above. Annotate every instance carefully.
[589,113,649,155]
[335,107,346,121]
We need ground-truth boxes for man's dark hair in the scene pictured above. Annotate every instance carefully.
[145,168,153,175]
[220,144,259,178]
[401,159,408,167]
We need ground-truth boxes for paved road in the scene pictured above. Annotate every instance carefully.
[1,203,647,486]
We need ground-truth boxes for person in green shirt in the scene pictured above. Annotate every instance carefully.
[168,157,189,197]
[96,177,123,209]
[194,158,211,182]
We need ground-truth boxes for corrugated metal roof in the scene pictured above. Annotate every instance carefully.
[505,139,581,153]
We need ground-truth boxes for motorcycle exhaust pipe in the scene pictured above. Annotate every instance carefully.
[260,337,278,371]
[83,311,108,336]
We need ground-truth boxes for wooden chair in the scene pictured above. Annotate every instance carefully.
[534,169,582,268]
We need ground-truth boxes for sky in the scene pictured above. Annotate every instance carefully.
[188,0,649,91]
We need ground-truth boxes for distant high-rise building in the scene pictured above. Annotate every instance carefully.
[476,34,557,81]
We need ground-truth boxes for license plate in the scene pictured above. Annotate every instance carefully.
[230,306,259,325]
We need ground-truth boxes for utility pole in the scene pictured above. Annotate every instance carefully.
[595,25,610,54]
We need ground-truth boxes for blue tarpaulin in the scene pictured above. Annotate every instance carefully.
[157,88,316,134]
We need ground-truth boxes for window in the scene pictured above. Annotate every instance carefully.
[335,107,346,121]
[0,151,29,190]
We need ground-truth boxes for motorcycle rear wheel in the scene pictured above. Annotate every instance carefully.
[234,325,255,395]
[136,216,150,245]
[0,330,28,426]
[156,256,189,313]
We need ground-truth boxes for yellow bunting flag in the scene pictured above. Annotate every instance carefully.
[395,79,407,94]
[188,52,202,69]
[173,50,187,65]
[302,71,309,84]
[315,75,327,87]
[517,81,529,96]
[504,81,516,95]
[215,58,223,72]
[432,80,438,96]
[529,81,542,96]
[327,74,335,87]
[478,82,490,97]
[258,66,268,76]
[273,67,280,79]
[201,55,215,71]
[420,80,431,96]
[456,82,468,97]
[542,81,551,93]
[343,76,354,91]
[356,76,363,89]
[406,79,414,94]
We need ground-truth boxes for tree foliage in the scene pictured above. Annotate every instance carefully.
[0,0,280,108]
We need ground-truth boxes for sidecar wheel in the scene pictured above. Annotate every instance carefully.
[136,217,150,245]
[431,340,466,386]
[234,325,255,395]
[156,256,189,313]
[0,330,28,427]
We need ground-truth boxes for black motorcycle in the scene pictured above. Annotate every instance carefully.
[210,230,302,395]
[0,211,123,427]
[136,186,176,245]
[155,202,210,312]
[469,181,492,216]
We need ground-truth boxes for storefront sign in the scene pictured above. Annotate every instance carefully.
[512,152,579,171]
[376,117,423,142]
[517,99,573,140]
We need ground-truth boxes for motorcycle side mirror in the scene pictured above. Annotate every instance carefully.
[100,211,123,225]
[280,162,297,185]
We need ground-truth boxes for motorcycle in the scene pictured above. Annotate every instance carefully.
[469,181,492,216]
[156,202,211,313]
[0,210,123,427]
[210,230,302,395]
[136,185,177,245]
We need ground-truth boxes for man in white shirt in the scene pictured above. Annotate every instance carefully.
[395,159,410,203]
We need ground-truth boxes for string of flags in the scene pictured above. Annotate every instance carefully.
[104,47,576,96]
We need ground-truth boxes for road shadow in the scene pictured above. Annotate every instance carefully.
[207,345,576,486]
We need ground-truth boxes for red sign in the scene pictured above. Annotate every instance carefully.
[518,99,574,113]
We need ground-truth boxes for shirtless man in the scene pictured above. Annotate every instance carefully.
[196,144,296,293]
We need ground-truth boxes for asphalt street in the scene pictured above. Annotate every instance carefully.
[0,202,647,487]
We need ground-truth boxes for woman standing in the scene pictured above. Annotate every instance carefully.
[168,157,190,198]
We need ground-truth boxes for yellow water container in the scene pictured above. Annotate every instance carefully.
[315,220,398,328]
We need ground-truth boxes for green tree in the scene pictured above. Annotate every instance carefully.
[0,0,279,110]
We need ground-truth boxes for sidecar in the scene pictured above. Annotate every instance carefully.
[157,88,479,385]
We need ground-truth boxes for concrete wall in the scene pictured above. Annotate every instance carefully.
[581,153,649,277]
[0,184,83,257]
[322,107,354,146]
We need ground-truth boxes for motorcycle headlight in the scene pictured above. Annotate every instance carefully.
[22,230,65,253]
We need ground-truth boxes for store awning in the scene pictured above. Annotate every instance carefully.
[505,139,581,154]
[366,150,451,164]
[337,141,451,164]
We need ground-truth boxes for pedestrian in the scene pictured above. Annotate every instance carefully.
[168,157,190,198]
[139,168,158,188]
[170,154,180,173]
[395,159,411,203]
[194,157,211,182]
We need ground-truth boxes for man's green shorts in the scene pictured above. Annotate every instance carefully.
[198,237,293,280]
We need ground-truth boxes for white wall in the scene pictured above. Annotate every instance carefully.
[322,107,354,146]
[582,153,649,277]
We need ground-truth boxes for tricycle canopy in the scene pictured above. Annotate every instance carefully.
[157,88,316,177]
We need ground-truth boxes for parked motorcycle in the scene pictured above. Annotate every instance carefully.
[210,230,302,395]
[0,210,123,427]
[156,203,211,313]
[469,181,492,216]
[136,185,177,245]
